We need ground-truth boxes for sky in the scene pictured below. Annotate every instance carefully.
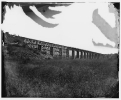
[2,2,119,54]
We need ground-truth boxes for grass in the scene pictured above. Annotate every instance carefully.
[3,45,119,97]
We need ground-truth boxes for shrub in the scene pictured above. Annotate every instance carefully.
[3,45,119,97]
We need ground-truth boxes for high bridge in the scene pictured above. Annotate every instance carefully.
[3,32,107,59]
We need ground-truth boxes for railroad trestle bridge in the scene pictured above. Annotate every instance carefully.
[23,37,106,59]
[4,33,106,59]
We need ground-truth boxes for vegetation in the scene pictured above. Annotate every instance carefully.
[3,44,119,97]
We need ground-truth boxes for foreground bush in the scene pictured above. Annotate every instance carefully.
[4,44,53,63]
[3,45,119,97]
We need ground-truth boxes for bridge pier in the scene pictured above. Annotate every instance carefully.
[85,52,88,59]
[86,52,88,59]
[92,53,94,59]
[80,51,82,59]
[69,49,72,59]
[84,51,86,59]
[66,48,69,58]
[80,51,83,59]
[49,46,103,60]
[76,49,79,59]
[93,53,97,59]
[87,52,90,59]
[79,51,81,59]
[62,48,67,58]
[72,49,75,59]
[59,48,62,59]
[93,53,95,59]
[82,51,84,59]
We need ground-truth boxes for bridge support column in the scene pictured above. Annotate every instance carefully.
[59,48,62,59]
[94,53,97,59]
[79,51,81,59]
[77,49,79,59]
[72,49,75,59]
[93,53,95,59]
[86,52,88,59]
[87,52,90,59]
[80,51,83,59]
[66,48,69,58]
[82,51,85,59]
[85,52,87,59]
[83,51,86,58]
[69,49,72,59]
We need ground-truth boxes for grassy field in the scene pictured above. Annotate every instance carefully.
[3,45,119,97]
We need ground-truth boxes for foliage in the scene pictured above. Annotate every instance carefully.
[3,45,119,97]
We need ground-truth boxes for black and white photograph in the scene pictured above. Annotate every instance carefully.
[1,0,119,98]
